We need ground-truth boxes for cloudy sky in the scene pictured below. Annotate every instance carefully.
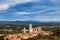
[0,0,60,22]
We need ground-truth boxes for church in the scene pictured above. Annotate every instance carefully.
[22,24,53,35]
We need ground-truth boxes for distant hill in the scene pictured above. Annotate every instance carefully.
[25,20,40,22]
[0,21,40,24]
[0,21,60,26]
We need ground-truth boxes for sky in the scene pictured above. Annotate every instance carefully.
[0,0,60,22]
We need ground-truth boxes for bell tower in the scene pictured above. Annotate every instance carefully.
[29,24,33,33]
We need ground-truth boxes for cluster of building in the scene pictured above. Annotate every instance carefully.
[0,24,53,40]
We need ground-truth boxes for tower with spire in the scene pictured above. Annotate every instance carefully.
[29,24,33,33]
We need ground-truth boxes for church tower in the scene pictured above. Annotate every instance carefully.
[29,24,33,33]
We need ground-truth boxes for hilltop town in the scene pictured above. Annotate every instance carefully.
[0,24,53,40]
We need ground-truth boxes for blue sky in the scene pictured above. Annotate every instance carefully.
[0,0,60,22]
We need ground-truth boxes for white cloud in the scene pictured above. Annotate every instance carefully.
[50,0,59,2]
[14,12,33,15]
[0,0,40,10]
[0,4,9,10]
[0,0,60,21]
[50,0,60,5]
[0,0,39,6]
[8,0,32,5]
[13,6,60,16]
